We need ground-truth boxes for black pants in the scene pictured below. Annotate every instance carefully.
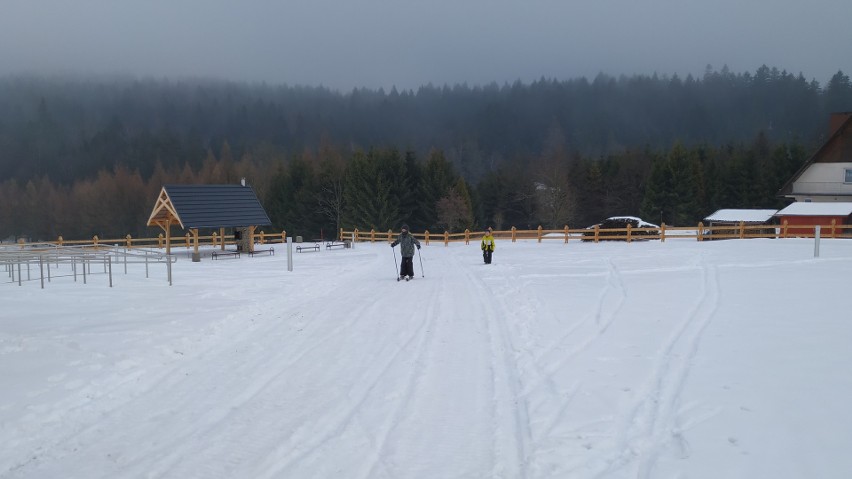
[400,257,415,277]
[483,250,493,264]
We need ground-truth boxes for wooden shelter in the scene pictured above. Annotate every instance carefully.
[147,184,272,259]
[703,209,778,239]
[774,202,852,236]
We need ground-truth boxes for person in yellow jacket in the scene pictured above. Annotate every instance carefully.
[481,227,495,264]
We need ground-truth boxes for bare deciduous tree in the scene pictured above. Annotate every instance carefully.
[437,186,474,233]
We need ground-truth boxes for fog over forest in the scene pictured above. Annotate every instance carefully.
[1,66,851,241]
[1,1,850,90]
[2,1,852,240]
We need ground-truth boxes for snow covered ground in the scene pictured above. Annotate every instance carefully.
[2,238,852,478]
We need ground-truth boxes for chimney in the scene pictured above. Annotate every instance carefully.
[829,112,852,136]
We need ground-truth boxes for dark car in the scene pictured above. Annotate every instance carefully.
[582,216,660,241]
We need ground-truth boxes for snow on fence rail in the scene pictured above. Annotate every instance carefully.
[341,220,852,245]
[8,230,288,250]
[7,221,849,258]
[1,244,176,288]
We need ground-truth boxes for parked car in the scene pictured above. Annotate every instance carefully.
[582,216,660,241]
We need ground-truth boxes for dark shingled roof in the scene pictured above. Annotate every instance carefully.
[164,184,271,229]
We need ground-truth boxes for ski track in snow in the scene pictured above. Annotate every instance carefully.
[4,240,852,478]
[452,250,531,479]
[519,257,628,398]
[4,251,399,478]
[590,258,721,478]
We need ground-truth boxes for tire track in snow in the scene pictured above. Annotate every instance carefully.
[593,259,721,479]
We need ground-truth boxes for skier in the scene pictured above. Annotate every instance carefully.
[390,224,420,280]
[481,227,495,264]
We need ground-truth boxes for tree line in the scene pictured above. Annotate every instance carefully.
[0,66,849,240]
[0,133,808,241]
[1,66,850,186]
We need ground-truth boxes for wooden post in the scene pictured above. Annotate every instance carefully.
[212,232,217,247]
[739,221,745,239]
[125,234,132,248]
[697,222,704,242]
[220,227,226,250]
[444,231,449,246]
[158,233,164,250]
[594,225,600,243]
[782,220,788,239]
[248,226,256,253]
[58,236,64,246]
[464,229,470,245]
[281,231,287,244]
[339,228,344,241]
[661,223,666,243]
[192,229,200,255]
[354,229,359,243]
[388,229,393,243]
[626,223,632,243]
[831,219,837,238]
[165,220,171,255]
[370,229,375,243]
[93,235,99,248]
[511,226,517,243]
[185,233,191,248]
[537,225,543,243]
[564,225,569,243]
[425,230,430,245]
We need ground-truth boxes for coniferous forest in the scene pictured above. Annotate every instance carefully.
[1,66,852,241]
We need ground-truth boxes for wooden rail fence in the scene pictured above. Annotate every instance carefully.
[8,230,288,250]
[9,220,850,250]
[340,220,852,245]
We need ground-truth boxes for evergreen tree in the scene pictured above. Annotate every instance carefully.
[265,156,321,238]
[342,149,408,231]
[824,70,852,113]
[417,150,459,231]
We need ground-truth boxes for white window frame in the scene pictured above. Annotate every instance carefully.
[846,168,852,184]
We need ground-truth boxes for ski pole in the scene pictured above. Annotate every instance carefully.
[417,247,424,277]
[392,245,400,280]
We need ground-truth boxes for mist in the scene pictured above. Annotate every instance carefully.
[1,0,850,90]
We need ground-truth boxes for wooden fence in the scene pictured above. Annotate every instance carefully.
[7,230,288,250]
[340,220,852,246]
[8,220,850,250]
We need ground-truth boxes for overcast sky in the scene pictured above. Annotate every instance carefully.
[1,0,850,91]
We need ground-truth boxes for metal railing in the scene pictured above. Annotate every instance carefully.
[1,243,176,288]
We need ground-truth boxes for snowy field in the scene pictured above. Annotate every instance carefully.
[2,238,852,478]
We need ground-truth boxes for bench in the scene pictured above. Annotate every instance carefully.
[326,241,347,249]
[212,250,240,260]
[248,247,274,257]
[296,244,320,253]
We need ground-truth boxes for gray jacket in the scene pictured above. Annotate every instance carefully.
[391,232,420,257]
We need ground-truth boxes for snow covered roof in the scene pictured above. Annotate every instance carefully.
[605,216,659,228]
[704,209,778,223]
[775,202,852,217]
